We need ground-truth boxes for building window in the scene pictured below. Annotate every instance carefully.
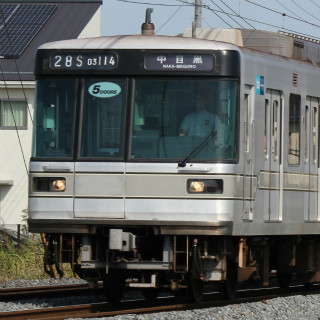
[0,100,27,129]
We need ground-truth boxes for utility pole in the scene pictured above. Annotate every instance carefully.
[194,0,202,28]
[192,0,202,37]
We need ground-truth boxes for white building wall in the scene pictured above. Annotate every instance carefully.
[0,83,34,226]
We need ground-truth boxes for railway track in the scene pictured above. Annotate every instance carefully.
[0,283,103,301]
[1,283,320,320]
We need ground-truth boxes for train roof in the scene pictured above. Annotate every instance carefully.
[183,28,320,66]
[38,28,320,66]
[38,34,238,51]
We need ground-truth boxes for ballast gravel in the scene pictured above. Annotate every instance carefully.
[0,277,88,288]
[77,295,320,320]
[1,279,320,319]
[0,278,106,313]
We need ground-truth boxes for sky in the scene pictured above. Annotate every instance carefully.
[100,0,320,40]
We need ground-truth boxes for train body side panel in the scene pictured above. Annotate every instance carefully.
[233,47,320,235]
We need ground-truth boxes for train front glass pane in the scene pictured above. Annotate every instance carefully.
[131,79,237,161]
[32,79,76,158]
[80,79,126,158]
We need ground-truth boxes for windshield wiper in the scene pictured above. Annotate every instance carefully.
[178,130,217,168]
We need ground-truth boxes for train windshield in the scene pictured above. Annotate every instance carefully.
[130,79,238,161]
[32,78,238,162]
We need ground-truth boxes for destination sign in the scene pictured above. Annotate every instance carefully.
[145,53,214,71]
[50,53,117,71]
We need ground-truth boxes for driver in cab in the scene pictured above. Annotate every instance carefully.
[179,92,214,138]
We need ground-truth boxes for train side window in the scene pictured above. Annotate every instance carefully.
[264,99,269,158]
[304,106,309,163]
[288,94,301,165]
[312,107,318,164]
[244,94,249,152]
[272,100,279,161]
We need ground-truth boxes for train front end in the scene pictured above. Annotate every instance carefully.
[28,35,242,301]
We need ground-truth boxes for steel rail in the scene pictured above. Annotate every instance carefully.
[0,300,188,320]
[1,284,320,319]
[0,283,103,301]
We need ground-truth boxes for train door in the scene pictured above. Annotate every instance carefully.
[243,85,254,221]
[304,97,318,221]
[264,89,282,221]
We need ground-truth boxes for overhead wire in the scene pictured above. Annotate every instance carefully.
[202,17,213,28]
[244,0,320,29]
[204,3,233,28]
[218,0,255,29]
[116,0,320,41]
[309,0,320,10]
[274,0,303,20]
[179,0,320,40]
[288,0,320,23]
[205,1,233,28]
[178,0,234,28]
[116,0,192,7]
[236,14,320,40]
[156,5,182,33]
[208,0,246,28]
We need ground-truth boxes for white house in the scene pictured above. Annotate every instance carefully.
[0,0,101,228]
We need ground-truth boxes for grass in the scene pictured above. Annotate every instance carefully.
[0,232,75,282]
[0,235,48,282]
[0,210,76,282]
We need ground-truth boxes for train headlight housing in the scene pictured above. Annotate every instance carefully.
[187,179,223,194]
[52,179,66,192]
[33,177,66,192]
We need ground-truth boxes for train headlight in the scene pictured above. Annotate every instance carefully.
[52,179,66,192]
[187,179,223,194]
[189,181,205,193]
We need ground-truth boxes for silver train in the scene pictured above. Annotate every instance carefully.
[28,24,320,302]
